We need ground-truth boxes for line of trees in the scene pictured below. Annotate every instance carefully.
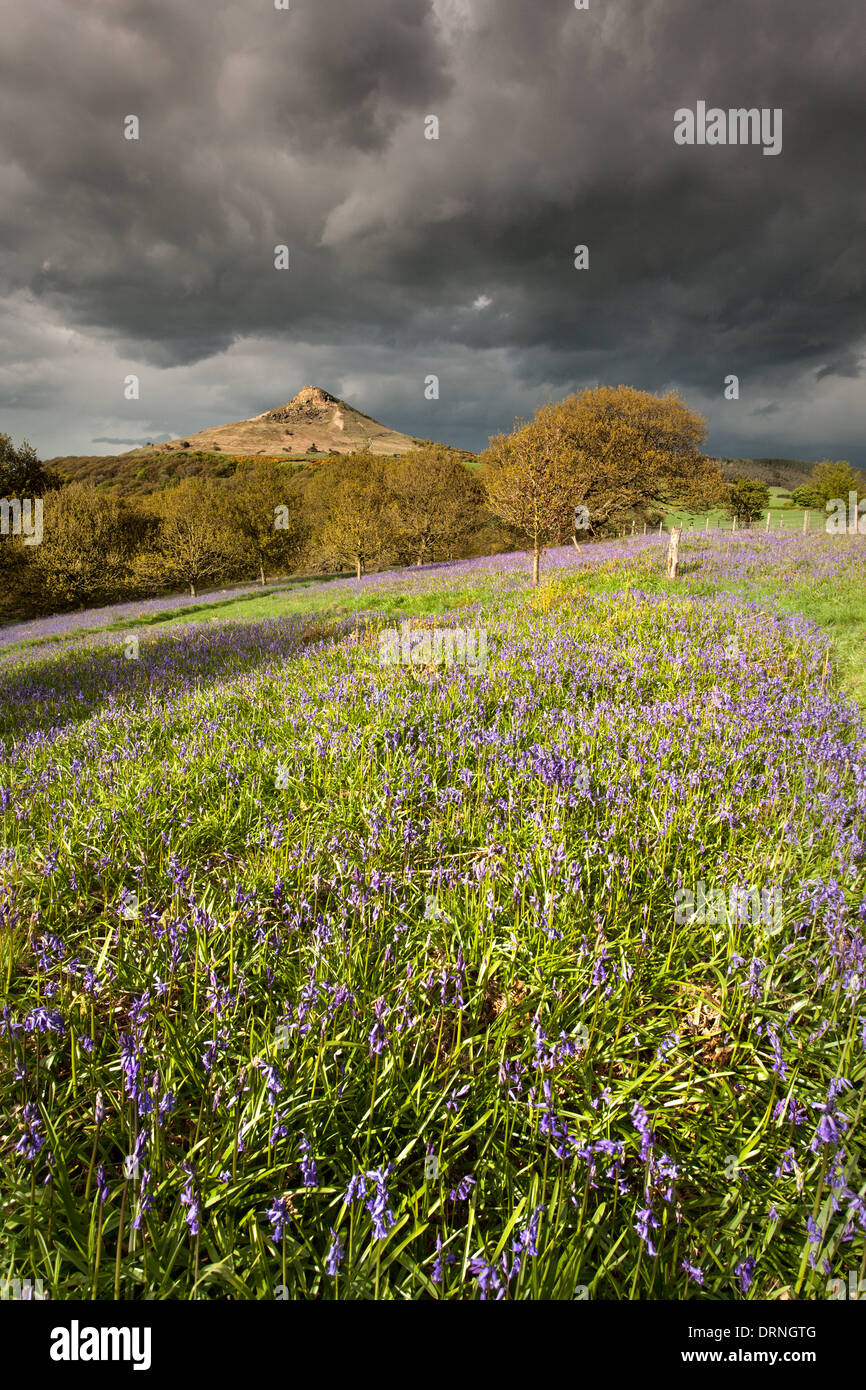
[791,460,865,512]
[0,440,490,620]
[8,387,855,621]
[725,460,865,525]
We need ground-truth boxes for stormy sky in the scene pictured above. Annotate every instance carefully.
[0,0,863,463]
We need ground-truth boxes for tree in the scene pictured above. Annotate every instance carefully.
[0,433,58,497]
[134,476,242,597]
[225,459,308,585]
[802,460,865,508]
[556,385,725,526]
[30,483,138,609]
[726,477,769,525]
[303,452,394,579]
[791,483,824,511]
[482,386,725,585]
[385,447,485,566]
[481,413,576,586]
[0,528,33,622]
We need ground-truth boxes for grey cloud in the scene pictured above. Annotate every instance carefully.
[0,0,863,462]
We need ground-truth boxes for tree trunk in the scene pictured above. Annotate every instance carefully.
[665,528,682,580]
[532,542,540,588]
[259,558,266,585]
[355,557,362,581]
[190,582,196,597]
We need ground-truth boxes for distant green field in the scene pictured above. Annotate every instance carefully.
[663,496,826,533]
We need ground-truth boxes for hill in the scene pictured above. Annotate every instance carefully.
[46,386,473,495]
[137,385,423,458]
[718,457,818,490]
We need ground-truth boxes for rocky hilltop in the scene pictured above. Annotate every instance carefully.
[139,386,422,458]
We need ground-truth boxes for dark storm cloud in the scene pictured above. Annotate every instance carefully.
[0,0,863,460]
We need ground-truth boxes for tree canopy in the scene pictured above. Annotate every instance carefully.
[482,386,725,584]
[726,477,770,524]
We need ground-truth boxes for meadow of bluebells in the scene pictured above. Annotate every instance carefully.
[0,580,286,651]
[1,530,865,1300]
[4,525,863,659]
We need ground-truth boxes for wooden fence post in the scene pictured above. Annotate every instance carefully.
[665,527,682,580]
[765,511,771,531]
[803,509,809,533]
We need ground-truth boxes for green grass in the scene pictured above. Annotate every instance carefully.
[663,505,825,532]
[1,532,864,1300]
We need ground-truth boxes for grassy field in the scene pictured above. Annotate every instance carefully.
[664,488,825,534]
[1,530,864,1300]
[142,531,866,712]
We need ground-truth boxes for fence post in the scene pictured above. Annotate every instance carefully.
[665,527,682,580]
[803,509,809,533]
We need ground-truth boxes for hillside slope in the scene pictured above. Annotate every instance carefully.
[137,385,423,459]
[45,386,474,494]
[718,457,817,489]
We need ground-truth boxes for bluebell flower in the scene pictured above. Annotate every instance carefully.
[468,1251,509,1300]
[365,1166,396,1240]
[15,1103,44,1161]
[180,1163,201,1237]
[634,1205,660,1256]
[449,1174,476,1202]
[266,1196,291,1245]
[631,1102,656,1161]
[735,1254,756,1293]
[325,1229,345,1276]
[299,1133,318,1187]
[345,1173,367,1204]
[432,1233,455,1284]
